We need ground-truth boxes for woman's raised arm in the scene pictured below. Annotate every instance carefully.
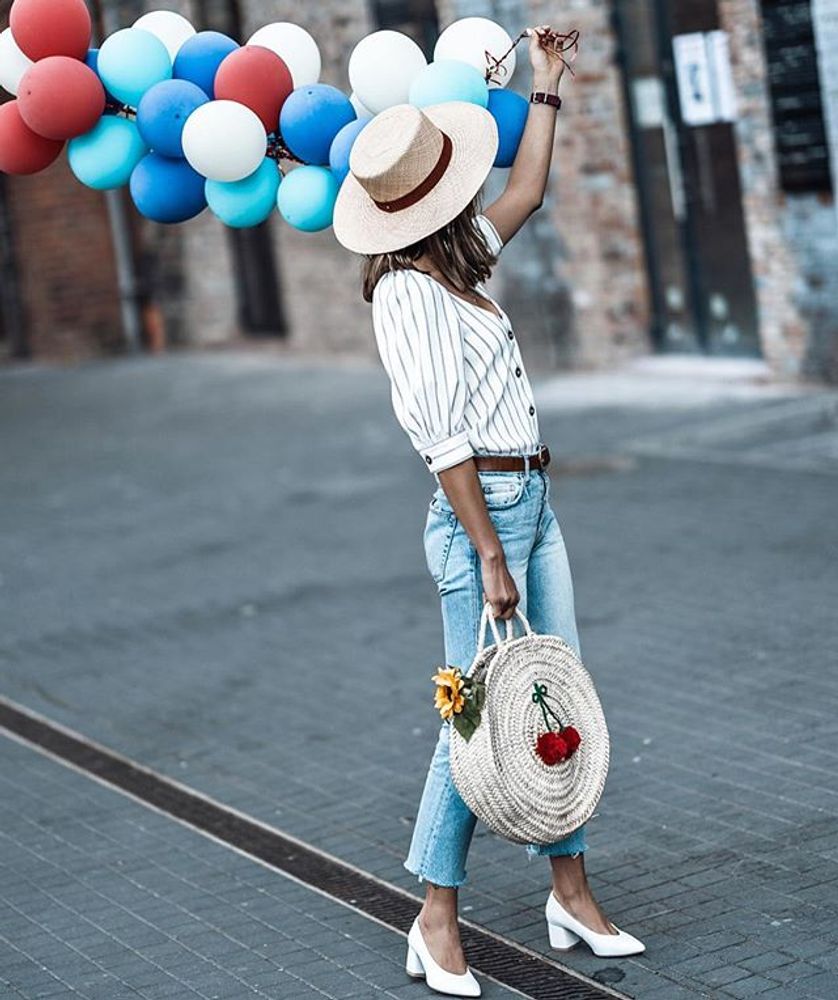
[483,25,577,245]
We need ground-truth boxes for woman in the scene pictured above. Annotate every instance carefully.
[333,25,645,998]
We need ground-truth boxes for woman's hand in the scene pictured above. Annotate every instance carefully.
[527,24,578,87]
[481,551,520,621]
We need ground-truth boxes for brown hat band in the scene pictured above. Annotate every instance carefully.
[371,132,453,214]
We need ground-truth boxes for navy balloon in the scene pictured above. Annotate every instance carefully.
[137,79,209,158]
[329,117,369,184]
[487,89,529,168]
[84,47,117,103]
[280,84,355,166]
[173,30,238,97]
[130,152,207,223]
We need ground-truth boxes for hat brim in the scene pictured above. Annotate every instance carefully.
[332,101,499,255]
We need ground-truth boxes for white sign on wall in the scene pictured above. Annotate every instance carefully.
[673,30,738,127]
[707,30,738,123]
[632,76,666,129]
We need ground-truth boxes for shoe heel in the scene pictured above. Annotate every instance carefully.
[405,943,425,978]
[548,922,581,951]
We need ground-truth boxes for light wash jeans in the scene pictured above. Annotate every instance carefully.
[404,466,586,888]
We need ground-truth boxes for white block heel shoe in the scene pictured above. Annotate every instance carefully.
[547,921,581,951]
[406,917,481,997]
[406,942,425,979]
[545,891,645,958]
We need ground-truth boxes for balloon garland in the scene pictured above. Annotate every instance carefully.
[0,3,579,233]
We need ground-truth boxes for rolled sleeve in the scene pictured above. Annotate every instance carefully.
[372,270,475,474]
[474,213,504,257]
[419,428,474,473]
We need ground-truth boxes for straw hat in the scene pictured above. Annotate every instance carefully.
[332,101,498,255]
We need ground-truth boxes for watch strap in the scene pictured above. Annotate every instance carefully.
[530,91,562,109]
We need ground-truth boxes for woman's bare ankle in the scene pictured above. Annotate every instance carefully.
[420,883,460,931]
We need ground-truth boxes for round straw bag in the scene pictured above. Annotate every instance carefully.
[449,601,610,845]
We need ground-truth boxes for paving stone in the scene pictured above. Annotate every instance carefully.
[0,739,526,999]
[1,356,837,1000]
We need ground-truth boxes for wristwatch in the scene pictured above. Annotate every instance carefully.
[530,91,562,109]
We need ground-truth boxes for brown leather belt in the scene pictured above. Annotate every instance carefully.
[473,444,551,471]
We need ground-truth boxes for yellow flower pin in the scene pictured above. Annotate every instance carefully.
[431,667,466,720]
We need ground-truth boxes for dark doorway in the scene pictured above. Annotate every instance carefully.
[371,0,439,57]
[195,0,286,337]
[613,0,761,356]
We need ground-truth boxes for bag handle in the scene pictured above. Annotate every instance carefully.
[476,599,533,653]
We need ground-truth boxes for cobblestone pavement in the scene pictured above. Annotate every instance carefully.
[1,353,837,999]
[2,736,487,1000]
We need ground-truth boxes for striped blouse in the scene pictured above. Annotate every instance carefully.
[371,214,541,475]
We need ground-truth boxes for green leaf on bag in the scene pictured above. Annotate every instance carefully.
[473,682,486,711]
[454,704,483,742]
[454,713,477,741]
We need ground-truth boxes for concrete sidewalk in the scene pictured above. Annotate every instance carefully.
[1,352,837,999]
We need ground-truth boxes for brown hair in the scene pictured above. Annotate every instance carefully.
[360,192,498,303]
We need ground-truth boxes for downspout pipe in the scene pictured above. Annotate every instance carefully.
[96,1,143,353]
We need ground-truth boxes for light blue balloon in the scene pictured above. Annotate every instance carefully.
[277,165,339,232]
[329,118,369,184]
[206,158,281,228]
[409,59,489,109]
[98,28,172,108]
[68,116,148,190]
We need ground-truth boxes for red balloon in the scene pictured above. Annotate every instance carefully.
[0,101,64,174]
[9,0,91,61]
[18,57,105,141]
[214,45,294,133]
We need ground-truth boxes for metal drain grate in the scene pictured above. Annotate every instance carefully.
[0,696,629,1000]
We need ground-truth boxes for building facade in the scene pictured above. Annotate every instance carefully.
[1,0,836,381]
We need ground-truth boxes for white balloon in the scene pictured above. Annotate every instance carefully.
[348,30,427,115]
[0,27,33,96]
[247,23,320,87]
[133,11,196,61]
[434,17,516,89]
[349,91,374,120]
[182,101,267,182]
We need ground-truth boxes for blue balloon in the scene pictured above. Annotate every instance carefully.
[68,116,148,190]
[98,28,172,108]
[206,158,281,228]
[173,31,239,97]
[329,118,369,184]
[137,80,209,158]
[409,59,489,109]
[280,84,356,166]
[130,153,207,223]
[487,89,529,168]
[277,165,339,232]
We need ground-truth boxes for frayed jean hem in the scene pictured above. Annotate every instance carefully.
[526,826,587,858]
[403,858,468,889]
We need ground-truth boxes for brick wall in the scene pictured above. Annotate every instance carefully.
[6,156,123,361]
[435,0,650,371]
[719,0,838,381]
[184,0,651,366]
[806,0,838,380]
[236,0,377,357]
[3,0,836,380]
